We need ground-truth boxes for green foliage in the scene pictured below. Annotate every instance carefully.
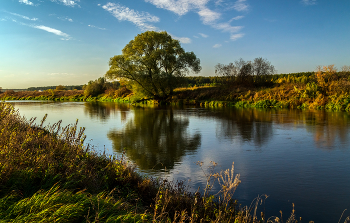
[83,77,120,97]
[56,85,66,90]
[105,31,201,101]
[0,186,144,222]
[302,82,319,98]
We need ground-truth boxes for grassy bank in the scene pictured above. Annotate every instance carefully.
[0,89,132,103]
[2,70,350,112]
[2,102,295,222]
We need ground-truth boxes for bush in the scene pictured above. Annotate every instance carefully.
[55,85,66,91]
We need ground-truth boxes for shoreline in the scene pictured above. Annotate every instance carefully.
[1,89,350,112]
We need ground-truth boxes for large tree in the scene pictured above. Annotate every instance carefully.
[105,31,201,101]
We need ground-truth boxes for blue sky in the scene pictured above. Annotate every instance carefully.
[0,0,349,89]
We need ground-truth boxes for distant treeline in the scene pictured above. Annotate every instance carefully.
[183,72,316,86]
[27,85,84,91]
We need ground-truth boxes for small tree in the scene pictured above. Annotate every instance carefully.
[55,85,66,91]
[342,65,350,72]
[215,57,275,87]
[252,57,276,85]
[83,77,106,97]
[105,31,201,101]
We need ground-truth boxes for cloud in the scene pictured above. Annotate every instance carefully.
[0,18,6,22]
[170,34,191,44]
[145,0,245,40]
[301,0,317,5]
[145,0,221,25]
[57,16,73,22]
[32,25,71,40]
[102,3,159,31]
[19,0,34,6]
[7,17,72,40]
[144,0,192,16]
[228,15,244,22]
[197,7,221,24]
[6,11,38,21]
[230,33,244,41]
[215,0,224,6]
[199,33,208,38]
[213,44,222,48]
[88,25,106,30]
[50,0,80,7]
[233,0,249,11]
[215,23,243,33]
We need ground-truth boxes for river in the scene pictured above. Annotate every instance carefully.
[8,100,350,223]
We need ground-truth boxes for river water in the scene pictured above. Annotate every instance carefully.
[8,101,350,222]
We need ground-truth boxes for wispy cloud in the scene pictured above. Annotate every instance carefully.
[198,7,221,24]
[7,18,71,40]
[301,0,317,5]
[215,0,224,6]
[19,0,34,6]
[230,33,244,41]
[229,15,244,22]
[199,33,208,38]
[88,25,107,30]
[170,34,191,44]
[6,11,38,21]
[50,0,80,7]
[145,0,221,25]
[102,3,159,31]
[213,44,222,48]
[233,0,249,11]
[215,23,242,33]
[32,25,71,40]
[144,0,192,16]
[145,0,244,40]
[57,16,73,22]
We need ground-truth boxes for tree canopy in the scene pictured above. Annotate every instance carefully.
[105,31,201,101]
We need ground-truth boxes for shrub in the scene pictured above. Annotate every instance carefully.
[55,85,66,91]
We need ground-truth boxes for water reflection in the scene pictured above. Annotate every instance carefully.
[83,102,131,122]
[213,108,274,147]
[107,108,201,171]
[271,109,350,149]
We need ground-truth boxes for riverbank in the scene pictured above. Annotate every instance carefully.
[2,72,350,112]
[1,102,281,222]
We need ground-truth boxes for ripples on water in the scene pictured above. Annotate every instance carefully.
[9,101,350,223]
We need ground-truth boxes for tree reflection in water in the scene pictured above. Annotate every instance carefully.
[107,108,201,171]
[84,102,131,122]
[273,109,350,149]
[214,108,274,147]
[82,102,350,170]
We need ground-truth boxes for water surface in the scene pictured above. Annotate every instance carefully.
[9,101,350,223]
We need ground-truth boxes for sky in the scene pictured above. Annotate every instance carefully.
[0,0,349,89]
